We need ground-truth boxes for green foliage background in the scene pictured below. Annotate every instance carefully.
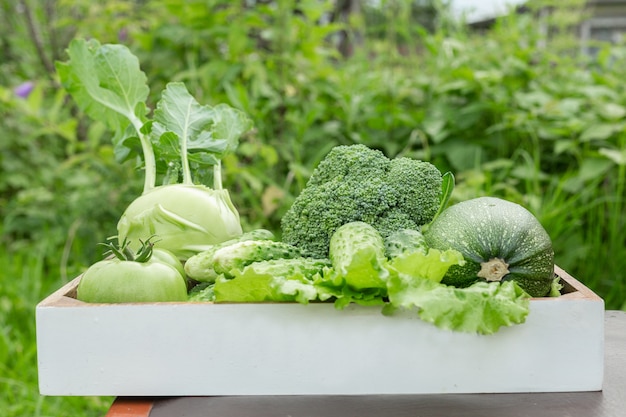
[1,0,625,415]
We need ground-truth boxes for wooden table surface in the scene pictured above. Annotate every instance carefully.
[106,310,626,417]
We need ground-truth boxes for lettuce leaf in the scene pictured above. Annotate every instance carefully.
[213,259,327,304]
[386,275,530,335]
[389,248,466,283]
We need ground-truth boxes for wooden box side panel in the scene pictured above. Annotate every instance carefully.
[36,265,605,396]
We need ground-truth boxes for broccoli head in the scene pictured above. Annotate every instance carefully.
[280,144,443,257]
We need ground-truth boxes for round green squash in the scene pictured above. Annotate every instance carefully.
[423,197,555,297]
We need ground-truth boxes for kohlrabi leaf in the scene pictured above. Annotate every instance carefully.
[211,104,253,156]
[56,38,155,191]
[151,83,253,186]
[386,276,530,335]
[151,82,216,184]
[56,39,149,134]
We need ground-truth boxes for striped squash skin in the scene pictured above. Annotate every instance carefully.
[423,197,555,297]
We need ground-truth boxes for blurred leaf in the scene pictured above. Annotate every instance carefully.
[599,148,626,166]
[579,123,620,142]
[599,103,626,120]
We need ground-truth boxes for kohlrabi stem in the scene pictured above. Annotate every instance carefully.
[179,112,193,184]
[129,114,156,193]
[213,161,223,190]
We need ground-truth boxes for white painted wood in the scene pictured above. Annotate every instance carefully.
[36,269,604,396]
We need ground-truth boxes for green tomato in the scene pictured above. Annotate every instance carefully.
[76,258,188,303]
[151,248,186,278]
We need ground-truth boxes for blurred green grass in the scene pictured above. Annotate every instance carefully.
[0,242,113,416]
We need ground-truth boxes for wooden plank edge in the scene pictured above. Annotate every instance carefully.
[105,397,154,417]
[553,265,603,301]
[36,276,83,308]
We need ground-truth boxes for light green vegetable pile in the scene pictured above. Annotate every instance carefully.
[187,222,531,335]
[59,38,539,335]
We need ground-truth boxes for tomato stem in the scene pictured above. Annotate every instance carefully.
[99,236,158,263]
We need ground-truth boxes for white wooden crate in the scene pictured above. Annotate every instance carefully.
[36,266,604,396]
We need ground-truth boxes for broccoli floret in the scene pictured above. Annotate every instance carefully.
[281,144,443,258]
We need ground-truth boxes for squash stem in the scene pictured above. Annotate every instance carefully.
[477,258,510,282]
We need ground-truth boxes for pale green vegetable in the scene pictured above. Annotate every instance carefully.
[117,184,243,260]
[389,248,466,284]
[57,39,253,259]
[212,240,305,276]
[328,221,389,290]
[385,277,530,335]
[384,228,428,258]
[213,258,331,303]
[322,221,529,334]
[184,229,276,282]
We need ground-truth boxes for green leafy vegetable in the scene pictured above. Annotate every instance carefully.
[57,39,253,258]
[213,258,330,304]
[385,277,530,335]
[321,221,528,334]
[196,219,530,334]
[56,39,153,190]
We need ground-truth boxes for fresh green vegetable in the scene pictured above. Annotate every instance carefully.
[383,229,466,284]
[383,228,466,285]
[54,38,535,335]
[213,258,331,303]
[57,39,252,259]
[385,276,530,335]
[328,221,389,290]
[150,245,186,279]
[423,196,555,297]
[280,144,450,258]
[389,247,466,284]
[188,282,216,302]
[196,220,529,334]
[212,240,306,276]
[184,229,276,282]
[76,238,188,303]
[322,221,527,333]
[384,228,428,258]
[116,183,244,259]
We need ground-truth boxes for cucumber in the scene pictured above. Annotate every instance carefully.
[384,228,428,258]
[184,229,275,282]
[329,221,389,290]
[212,240,305,276]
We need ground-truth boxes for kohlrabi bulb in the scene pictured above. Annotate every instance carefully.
[117,184,243,259]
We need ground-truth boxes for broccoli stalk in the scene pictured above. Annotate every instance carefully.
[281,144,451,258]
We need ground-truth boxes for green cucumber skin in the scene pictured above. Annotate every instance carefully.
[423,197,555,297]
[213,240,304,275]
